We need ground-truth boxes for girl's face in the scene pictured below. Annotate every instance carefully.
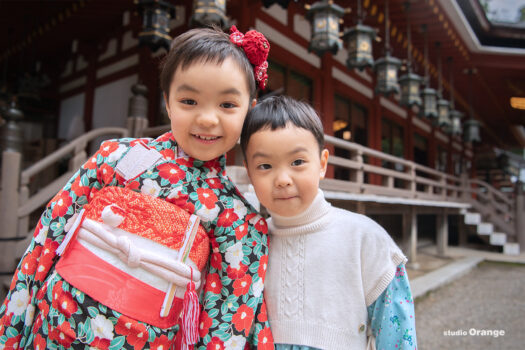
[164,58,255,161]
[244,124,329,217]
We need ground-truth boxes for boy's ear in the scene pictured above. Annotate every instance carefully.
[250,99,257,109]
[163,93,171,119]
[320,148,329,179]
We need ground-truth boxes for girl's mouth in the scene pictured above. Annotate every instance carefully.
[193,134,220,141]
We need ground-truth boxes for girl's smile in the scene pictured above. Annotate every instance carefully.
[164,58,254,161]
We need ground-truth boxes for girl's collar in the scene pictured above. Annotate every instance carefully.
[151,132,226,174]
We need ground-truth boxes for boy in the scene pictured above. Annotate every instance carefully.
[241,95,417,350]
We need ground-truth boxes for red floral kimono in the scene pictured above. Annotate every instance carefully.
[0,132,273,350]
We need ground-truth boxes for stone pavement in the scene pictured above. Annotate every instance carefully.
[408,245,525,349]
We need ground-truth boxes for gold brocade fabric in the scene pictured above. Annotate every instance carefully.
[84,186,210,270]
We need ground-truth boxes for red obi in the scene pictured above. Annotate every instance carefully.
[56,186,210,329]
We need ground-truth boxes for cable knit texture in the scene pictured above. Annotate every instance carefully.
[265,190,407,350]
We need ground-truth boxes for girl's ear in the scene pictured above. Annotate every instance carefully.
[320,148,329,179]
[163,93,171,119]
[250,99,257,109]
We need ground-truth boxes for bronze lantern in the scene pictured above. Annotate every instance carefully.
[398,2,421,107]
[420,87,438,119]
[447,58,462,136]
[190,0,228,29]
[136,0,176,52]
[305,0,345,56]
[374,54,402,96]
[463,118,481,143]
[450,109,463,136]
[374,0,401,96]
[399,73,422,107]
[344,24,376,70]
[437,98,451,129]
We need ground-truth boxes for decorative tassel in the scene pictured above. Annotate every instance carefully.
[181,268,199,350]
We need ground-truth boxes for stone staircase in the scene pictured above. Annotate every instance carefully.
[462,210,520,255]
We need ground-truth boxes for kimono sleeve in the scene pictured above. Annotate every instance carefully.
[0,139,127,349]
[367,264,418,349]
[196,203,274,350]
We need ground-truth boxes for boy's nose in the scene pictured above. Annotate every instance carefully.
[275,171,292,187]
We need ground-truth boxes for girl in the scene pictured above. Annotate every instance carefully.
[0,26,273,349]
[241,96,417,350]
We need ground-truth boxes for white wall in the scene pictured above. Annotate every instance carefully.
[58,93,85,141]
[91,74,138,152]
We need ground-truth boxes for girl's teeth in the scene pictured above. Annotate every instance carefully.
[197,135,217,140]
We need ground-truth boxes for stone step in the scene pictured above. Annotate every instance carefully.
[489,232,507,246]
[477,222,493,235]
[503,243,520,255]
[464,212,481,225]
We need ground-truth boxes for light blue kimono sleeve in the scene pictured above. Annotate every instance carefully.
[367,264,418,350]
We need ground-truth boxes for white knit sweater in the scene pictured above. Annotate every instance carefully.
[265,190,407,350]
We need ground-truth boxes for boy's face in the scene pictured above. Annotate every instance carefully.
[244,124,329,217]
[164,58,255,161]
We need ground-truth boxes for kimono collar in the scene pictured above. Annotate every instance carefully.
[150,132,227,176]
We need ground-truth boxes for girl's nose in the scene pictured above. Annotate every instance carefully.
[196,110,219,128]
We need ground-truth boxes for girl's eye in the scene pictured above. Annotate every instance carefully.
[292,159,305,166]
[221,102,237,109]
[257,164,271,170]
[181,99,197,105]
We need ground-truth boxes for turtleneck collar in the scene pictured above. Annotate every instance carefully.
[268,189,332,236]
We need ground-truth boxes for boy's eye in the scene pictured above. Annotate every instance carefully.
[257,163,271,170]
[291,159,305,166]
[221,102,237,109]
[180,99,197,105]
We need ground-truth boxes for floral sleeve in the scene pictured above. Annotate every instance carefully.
[0,140,126,348]
[196,196,273,350]
[367,264,417,350]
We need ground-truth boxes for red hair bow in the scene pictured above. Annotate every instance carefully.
[229,25,270,90]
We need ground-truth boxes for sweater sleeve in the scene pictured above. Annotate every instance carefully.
[367,264,417,350]
[0,139,126,349]
[196,201,273,349]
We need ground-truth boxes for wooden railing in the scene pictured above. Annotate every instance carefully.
[322,135,516,238]
[1,127,128,240]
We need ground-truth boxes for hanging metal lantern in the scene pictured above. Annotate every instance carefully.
[398,2,421,107]
[420,87,438,119]
[136,0,176,52]
[305,0,345,56]
[190,0,228,29]
[374,54,401,96]
[399,73,422,107]
[344,24,376,70]
[450,109,463,136]
[374,0,401,96]
[262,0,291,8]
[463,118,481,143]
[437,98,451,130]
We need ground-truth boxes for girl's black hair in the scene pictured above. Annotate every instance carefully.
[160,27,256,101]
[240,95,325,159]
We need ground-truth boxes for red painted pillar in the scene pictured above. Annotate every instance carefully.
[320,55,335,178]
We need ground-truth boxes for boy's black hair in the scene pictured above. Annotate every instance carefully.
[240,95,325,159]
